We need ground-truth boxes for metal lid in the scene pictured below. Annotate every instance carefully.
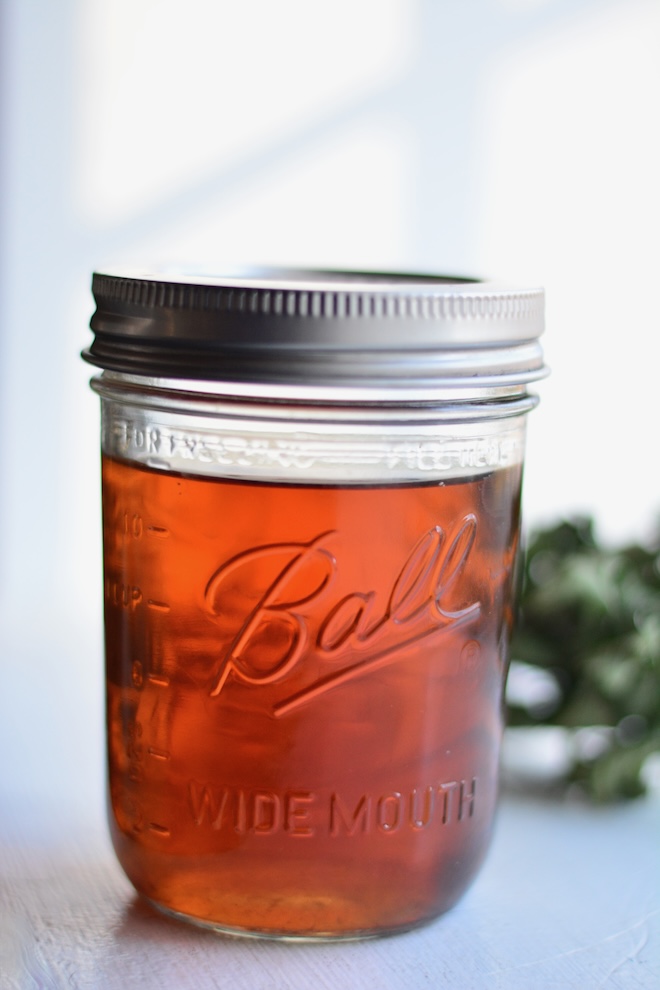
[84,268,546,393]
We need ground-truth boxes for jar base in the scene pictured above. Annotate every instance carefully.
[143,896,433,942]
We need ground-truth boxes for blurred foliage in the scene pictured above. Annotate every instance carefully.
[508,517,660,801]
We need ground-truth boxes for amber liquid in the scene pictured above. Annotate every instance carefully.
[102,455,522,937]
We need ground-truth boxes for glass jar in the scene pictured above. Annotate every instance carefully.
[84,268,546,939]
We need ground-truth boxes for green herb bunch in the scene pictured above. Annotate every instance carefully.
[508,517,660,801]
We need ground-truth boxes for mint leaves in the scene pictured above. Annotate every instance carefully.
[507,518,660,801]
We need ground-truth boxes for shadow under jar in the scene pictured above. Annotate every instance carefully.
[83,268,546,940]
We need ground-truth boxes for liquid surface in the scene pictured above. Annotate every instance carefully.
[102,456,522,936]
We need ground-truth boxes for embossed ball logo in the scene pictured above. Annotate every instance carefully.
[204,515,481,715]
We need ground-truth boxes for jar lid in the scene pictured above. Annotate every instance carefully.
[84,268,546,394]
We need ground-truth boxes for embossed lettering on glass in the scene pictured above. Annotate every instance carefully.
[84,268,546,939]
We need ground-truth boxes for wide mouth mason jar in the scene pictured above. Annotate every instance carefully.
[84,268,546,940]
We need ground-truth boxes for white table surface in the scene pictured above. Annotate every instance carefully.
[2,787,658,990]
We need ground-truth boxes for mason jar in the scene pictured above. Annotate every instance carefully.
[83,268,546,939]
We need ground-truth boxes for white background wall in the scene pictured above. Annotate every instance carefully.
[1,0,658,808]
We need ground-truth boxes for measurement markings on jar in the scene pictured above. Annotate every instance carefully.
[147,746,171,761]
[147,822,171,837]
[122,520,174,845]
[132,661,170,689]
[147,525,169,537]
[147,599,171,613]
[120,512,169,540]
